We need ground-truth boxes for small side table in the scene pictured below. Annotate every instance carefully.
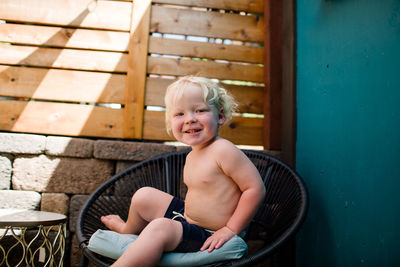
[0,209,67,267]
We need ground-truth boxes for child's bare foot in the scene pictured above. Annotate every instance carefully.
[100,215,127,233]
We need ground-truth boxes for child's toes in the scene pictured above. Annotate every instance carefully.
[101,215,113,223]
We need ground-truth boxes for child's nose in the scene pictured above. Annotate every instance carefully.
[185,112,197,123]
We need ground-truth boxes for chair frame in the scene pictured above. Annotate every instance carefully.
[76,149,308,266]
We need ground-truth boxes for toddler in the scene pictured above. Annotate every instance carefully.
[101,76,266,266]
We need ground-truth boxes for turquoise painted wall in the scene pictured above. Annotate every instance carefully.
[296,0,400,266]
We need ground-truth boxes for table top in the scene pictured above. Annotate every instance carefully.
[0,209,67,227]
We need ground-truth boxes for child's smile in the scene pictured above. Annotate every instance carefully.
[184,128,201,134]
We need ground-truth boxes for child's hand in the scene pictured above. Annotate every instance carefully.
[200,226,236,252]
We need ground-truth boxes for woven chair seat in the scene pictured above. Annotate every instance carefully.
[76,149,308,266]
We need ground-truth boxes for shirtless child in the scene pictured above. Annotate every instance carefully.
[101,76,266,266]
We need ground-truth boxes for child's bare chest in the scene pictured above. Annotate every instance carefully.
[183,158,224,188]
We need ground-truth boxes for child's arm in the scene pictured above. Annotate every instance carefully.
[200,141,266,252]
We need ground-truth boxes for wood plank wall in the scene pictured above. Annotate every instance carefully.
[0,0,267,146]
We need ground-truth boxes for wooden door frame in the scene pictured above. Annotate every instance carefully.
[264,0,296,167]
[282,0,296,167]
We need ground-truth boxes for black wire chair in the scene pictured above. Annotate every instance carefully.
[76,150,308,266]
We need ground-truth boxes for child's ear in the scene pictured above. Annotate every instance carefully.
[218,108,226,125]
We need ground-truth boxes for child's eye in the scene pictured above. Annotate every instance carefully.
[175,112,184,117]
[196,109,207,113]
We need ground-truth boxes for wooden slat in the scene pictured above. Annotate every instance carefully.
[144,77,173,106]
[151,5,264,42]
[152,0,264,14]
[222,83,264,114]
[0,66,125,104]
[0,0,131,31]
[0,44,127,73]
[147,56,264,83]
[149,36,264,63]
[0,99,123,138]
[145,77,264,114]
[0,23,130,52]
[123,0,151,138]
[142,110,170,140]
[219,116,264,146]
[143,110,263,145]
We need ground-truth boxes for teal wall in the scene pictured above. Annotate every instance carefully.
[296,0,400,266]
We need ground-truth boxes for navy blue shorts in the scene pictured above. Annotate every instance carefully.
[164,197,212,252]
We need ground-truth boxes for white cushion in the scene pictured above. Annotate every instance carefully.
[88,229,248,266]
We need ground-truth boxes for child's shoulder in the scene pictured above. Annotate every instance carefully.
[211,137,241,154]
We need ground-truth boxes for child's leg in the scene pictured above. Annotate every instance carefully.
[101,187,174,234]
[111,218,183,267]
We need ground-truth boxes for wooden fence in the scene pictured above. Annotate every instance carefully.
[0,0,268,146]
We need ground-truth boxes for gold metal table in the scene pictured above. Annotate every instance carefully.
[0,209,67,267]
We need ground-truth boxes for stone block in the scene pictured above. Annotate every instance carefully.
[41,193,70,215]
[70,234,97,267]
[94,140,176,161]
[69,194,89,233]
[0,190,41,209]
[164,141,190,152]
[45,136,94,158]
[12,155,114,194]
[115,160,137,174]
[0,156,12,189]
[176,145,191,152]
[0,132,45,154]
[70,235,81,267]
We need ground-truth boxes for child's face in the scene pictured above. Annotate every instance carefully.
[169,83,225,149]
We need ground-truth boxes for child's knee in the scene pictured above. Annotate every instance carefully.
[141,218,182,251]
[147,218,182,245]
[147,218,179,234]
[131,187,154,205]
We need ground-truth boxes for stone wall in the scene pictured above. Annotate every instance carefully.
[0,132,181,266]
